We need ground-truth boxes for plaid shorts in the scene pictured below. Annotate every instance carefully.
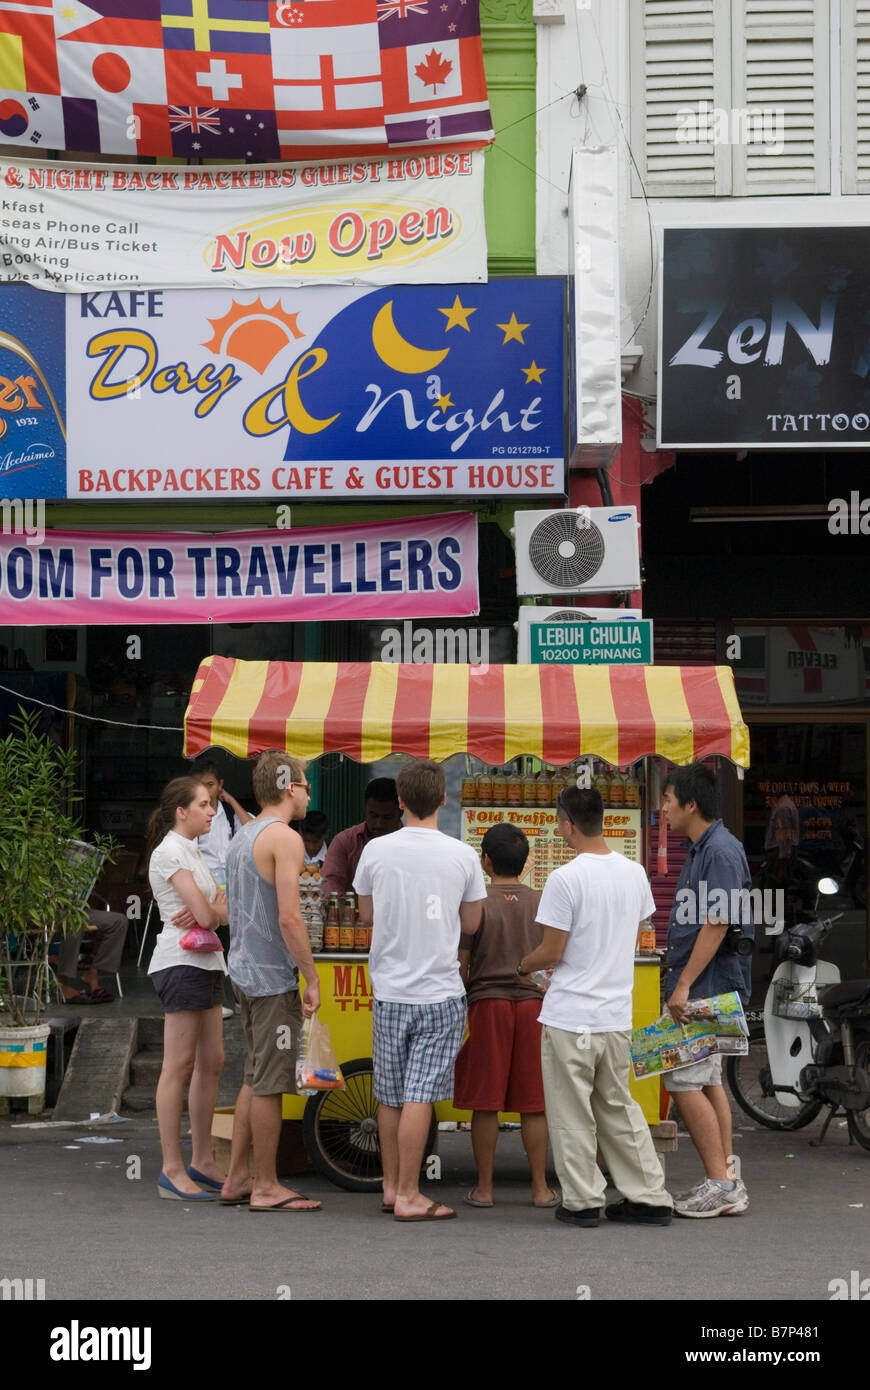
[372,996,467,1107]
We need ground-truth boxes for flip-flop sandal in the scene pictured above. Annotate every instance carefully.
[87,988,114,1004]
[532,1191,560,1208]
[219,1194,251,1206]
[64,991,100,1005]
[394,1201,456,1222]
[250,1196,322,1213]
[463,1191,494,1208]
[381,1203,395,1213]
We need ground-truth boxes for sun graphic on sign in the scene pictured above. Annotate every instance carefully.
[202,298,304,373]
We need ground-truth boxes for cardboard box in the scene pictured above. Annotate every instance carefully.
[210,1107,310,1177]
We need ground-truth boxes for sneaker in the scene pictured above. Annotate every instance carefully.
[671,1179,707,1203]
[221,1006,233,1019]
[554,1204,601,1228]
[673,1178,749,1218]
[604,1199,672,1226]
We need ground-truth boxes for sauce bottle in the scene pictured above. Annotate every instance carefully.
[593,764,611,804]
[475,768,493,803]
[609,768,625,809]
[623,768,640,809]
[491,768,508,805]
[522,760,538,805]
[536,768,553,806]
[507,764,523,805]
[461,772,477,806]
[324,894,340,950]
[353,894,368,952]
[339,894,356,951]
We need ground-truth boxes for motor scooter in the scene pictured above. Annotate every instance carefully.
[727,878,870,1149]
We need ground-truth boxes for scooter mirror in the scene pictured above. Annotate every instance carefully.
[817,877,839,896]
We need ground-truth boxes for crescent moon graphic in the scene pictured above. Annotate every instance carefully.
[275,3,298,25]
[371,301,450,374]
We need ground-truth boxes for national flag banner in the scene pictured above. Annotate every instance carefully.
[0,0,492,160]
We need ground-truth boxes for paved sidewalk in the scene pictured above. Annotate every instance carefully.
[1,1106,868,1301]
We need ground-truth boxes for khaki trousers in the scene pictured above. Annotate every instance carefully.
[541,1024,672,1212]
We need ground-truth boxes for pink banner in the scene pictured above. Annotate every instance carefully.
[0,513,478,625]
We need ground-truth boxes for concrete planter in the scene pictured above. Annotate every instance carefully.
[0,1020,50,1098]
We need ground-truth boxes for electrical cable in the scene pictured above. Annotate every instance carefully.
[492,89,576,138]
[0,681,184,732]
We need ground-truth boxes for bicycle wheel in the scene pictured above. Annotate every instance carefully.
[847,1034,870,1151]
[301,1057,437,1192]
[726,1026,823,1130]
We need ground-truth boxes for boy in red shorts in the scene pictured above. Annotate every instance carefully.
[454,823,557,1208]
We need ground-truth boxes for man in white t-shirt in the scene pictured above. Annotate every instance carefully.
[518,785,673,1228]
[354,759,486,1223]
[193,760,253,887]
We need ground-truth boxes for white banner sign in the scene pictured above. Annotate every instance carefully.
[0,153,486,291]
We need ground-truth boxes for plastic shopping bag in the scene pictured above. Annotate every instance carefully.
[295,1016,346,1095]
[179,926,223,952]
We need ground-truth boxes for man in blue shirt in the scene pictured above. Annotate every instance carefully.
[662,763,753,1219]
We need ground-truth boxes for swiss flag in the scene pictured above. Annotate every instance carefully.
[164,50,273,107]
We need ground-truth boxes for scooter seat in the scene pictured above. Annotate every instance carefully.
[819,980,870,1014]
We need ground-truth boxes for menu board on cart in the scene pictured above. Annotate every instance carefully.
[461,807,642,889]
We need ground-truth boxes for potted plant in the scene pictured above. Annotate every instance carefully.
[0,709,115,1109]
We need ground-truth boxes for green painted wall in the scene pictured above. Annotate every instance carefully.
[481,0,537,276]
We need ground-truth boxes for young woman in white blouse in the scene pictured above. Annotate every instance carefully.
[147,776,229,1201]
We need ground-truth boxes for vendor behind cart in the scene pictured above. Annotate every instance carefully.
[321,778,402,898]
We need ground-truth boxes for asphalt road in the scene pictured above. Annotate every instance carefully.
[2,1105,868,1303]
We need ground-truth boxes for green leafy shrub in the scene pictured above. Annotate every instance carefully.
[0,709,116,1026]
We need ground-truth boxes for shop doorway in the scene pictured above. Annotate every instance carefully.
[744,717,868,992]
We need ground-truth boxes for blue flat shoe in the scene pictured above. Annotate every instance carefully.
[157,1172,215,1201]
[186,1165,224,1192]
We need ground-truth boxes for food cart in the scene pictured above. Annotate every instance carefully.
[184,656,750,1189]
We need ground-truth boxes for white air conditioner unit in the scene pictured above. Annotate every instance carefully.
[515,605,644,663]
[513,508,640,596]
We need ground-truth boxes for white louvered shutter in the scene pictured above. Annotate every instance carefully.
[841,0,870,193]
[731,0,830,194]
[630,0,732,195]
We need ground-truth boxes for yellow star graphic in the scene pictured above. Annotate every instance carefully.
[522,361,545,384]
[438,295,477,332]
[436,393,454,412]
[497,312,530,345]
[59,4,78,19]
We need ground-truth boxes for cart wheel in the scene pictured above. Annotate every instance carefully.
[302,1057,438,1193]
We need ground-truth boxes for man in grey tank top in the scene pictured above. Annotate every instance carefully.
[221,750,323,1213]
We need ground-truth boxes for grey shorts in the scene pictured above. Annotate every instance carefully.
[151,966,225,1013]
[664,1052,724,1092]
[372,996,466,1107]
[235,987,302,1097]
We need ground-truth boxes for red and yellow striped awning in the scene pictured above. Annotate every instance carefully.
[183,656,749,768]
